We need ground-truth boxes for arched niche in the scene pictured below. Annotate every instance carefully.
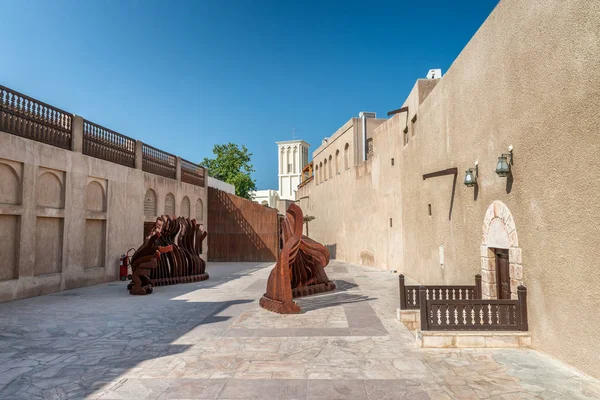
[195,198,204,221]
[144,189,157,216]
[180,196,190,218]
[165,193,175,215]
[0,161,21,205]
[36,171,64,209]
[85,181,106,212]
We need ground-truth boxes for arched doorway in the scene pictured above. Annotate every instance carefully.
[481,201,523,300]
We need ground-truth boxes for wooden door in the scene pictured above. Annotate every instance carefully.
[495,249,511,299]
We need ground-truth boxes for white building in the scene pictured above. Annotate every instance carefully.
[277,140,310,201]
[252,139,310,208]
[251,189,279,208]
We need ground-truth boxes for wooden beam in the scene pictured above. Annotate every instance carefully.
[387,106,409,117]
[422,167,458,180]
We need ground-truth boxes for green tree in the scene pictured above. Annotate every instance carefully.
[200,143,257,199]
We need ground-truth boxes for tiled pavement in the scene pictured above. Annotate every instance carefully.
[1,261,600,399]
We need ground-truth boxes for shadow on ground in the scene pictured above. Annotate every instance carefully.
[0,263,265,400]
[296,280,375,313]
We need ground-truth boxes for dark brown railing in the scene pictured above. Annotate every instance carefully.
[1,84,207,187]
[142,143,176,179]
[181,158,206,187]
[420,285,528,331]
[0,85,72,149]
[399,274,482,310]
[83,120,136,168]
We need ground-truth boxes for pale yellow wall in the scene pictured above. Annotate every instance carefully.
[0,130,208,302]
[298,0,600,379]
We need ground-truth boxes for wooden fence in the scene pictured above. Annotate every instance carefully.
[207,187,278,262]
[0,84,207,188]
[399,274,482,309]
[0,85,72,150]
[83,119,136,168]
[420,285,528,331]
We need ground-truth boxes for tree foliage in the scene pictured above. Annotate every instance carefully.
[200,143,257,199]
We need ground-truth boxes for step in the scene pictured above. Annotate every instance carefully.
[416,330,532,348]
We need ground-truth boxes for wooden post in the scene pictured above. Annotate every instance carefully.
[399,275,407,309]
[475,274,482,299]
[518,285,528,331]
[419,286,428,331]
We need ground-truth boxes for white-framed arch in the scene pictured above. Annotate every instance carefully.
[480,200,523,300]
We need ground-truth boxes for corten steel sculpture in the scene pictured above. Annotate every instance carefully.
[260,203,335,314]
[151,216,209,286]
[128,216,208,295]
[128,218,173,295]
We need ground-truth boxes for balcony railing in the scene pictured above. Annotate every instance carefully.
[0,85,72,149]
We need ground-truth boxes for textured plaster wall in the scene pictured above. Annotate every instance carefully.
[299,0,600,379]
[0,131,208,303]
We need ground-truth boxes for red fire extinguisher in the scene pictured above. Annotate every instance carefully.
[120,248,136,281]
[119,254,128,281]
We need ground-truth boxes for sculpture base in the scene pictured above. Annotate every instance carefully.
[259,295,301,314]
[292,281,336,298]
[151,273,209,287]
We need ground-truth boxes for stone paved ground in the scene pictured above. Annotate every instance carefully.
[1,261,600,400]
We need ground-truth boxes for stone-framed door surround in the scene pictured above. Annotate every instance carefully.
[481,200,523,300]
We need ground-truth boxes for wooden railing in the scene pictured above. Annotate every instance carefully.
[142,143,176,179]
[83,120,136,168]
[420,285,528,331]
[399,274,482,309]
[0,85,72,149]
[181,158,206,187]
[0,84,208,187]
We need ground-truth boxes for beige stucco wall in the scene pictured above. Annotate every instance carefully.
[0,130,208,303]
[298,0,600,379]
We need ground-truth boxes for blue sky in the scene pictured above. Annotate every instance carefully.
[1,0,499,190]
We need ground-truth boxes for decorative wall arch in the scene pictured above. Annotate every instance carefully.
[293,146,298,174]
[195,198,204,221]
[180,196,190,218]
[323,159,328,181]
[85,181,106,212]
[344,143,350,170]
[144,189,157,216]
[0,162,21,205]
[328,155,332,178]
[315,165,319,185]
[319,162,323,182]
[335,150,340,175]
[481,200,522,300]
[37,171,64,208]
[165,193,175,215]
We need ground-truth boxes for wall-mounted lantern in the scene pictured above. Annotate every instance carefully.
[495,145,513,177]
[464,162,478,187]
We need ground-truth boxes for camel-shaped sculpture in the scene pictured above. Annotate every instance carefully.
[260,203,335,313]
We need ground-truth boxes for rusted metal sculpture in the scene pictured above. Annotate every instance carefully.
[128,218,173,295]
[260,203,335,314]
[128,216,208,295]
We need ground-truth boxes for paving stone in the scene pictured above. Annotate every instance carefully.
[306,379,367,400]
[0,261,597,400]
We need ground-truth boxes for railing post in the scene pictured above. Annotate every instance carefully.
[419,286,428,331]
[399,274,407,310]
[71,115,84,153]
[135,140,143,170]
[475,274,482,299]
[518,285,528,331]
[176,156,182,182]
